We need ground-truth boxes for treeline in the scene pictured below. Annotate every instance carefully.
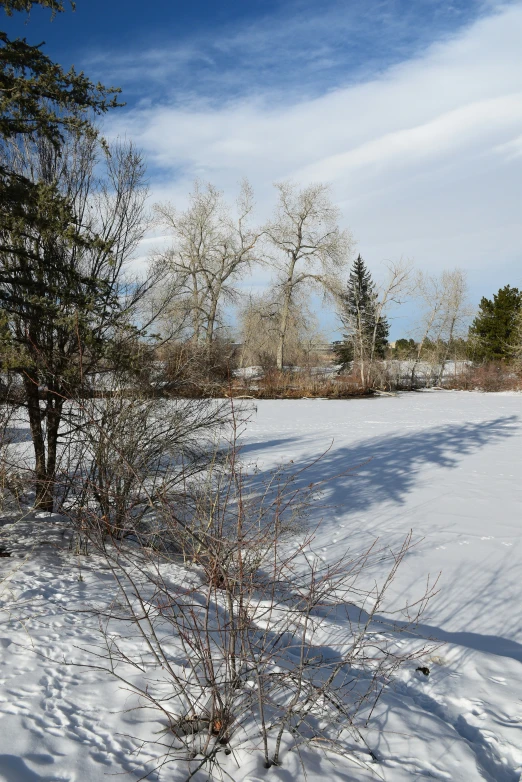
[148,181,521,392]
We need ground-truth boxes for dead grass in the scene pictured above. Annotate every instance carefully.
[227,369,372,399]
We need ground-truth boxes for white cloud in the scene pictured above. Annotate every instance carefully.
[109,1,522,309]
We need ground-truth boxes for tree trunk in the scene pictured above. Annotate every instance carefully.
[437,316,457,385]
[205,288,221,351]
[45,395,63,511]
[23,376,63,512]
[24,378,53,511]
[276,287,292,371]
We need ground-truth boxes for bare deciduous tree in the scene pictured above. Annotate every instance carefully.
[154,180,261,350]
[370,260,413,367]
[239,290,323,369]
[265,182,352,370]
[411,269,470,386]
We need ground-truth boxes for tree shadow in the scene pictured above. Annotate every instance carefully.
[239,437,300,457]
[245,415,519,516]
[314,597,522,663]
[0,755,55,782]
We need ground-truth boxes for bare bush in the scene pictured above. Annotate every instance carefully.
[0,388,30,513]
[156,339,239,397]
[58,391,234,545]
[74,426,437,781]
[229,365,374,399]
[445,362,521,392]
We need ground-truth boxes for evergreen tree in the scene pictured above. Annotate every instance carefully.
[392,338,417,359]
[335,255,389,371]
[0,0,121,250]
[468,285,522,362]
[0,2,139,511]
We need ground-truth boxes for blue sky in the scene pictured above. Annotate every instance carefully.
[7,1,499,106]
[5,0,522,338]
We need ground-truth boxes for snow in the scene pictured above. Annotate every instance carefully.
[0,391,521,781]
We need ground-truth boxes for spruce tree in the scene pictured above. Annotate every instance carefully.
[468,285,522,361]
[335,255,389,370]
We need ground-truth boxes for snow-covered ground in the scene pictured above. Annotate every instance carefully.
[0,391,521,781]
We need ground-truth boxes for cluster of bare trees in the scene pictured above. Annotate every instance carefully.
[151,178,477,391]
[153,180,352,371]
[0,126,477,513]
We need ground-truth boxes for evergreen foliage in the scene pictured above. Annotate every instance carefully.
[468,285,522,362]
[0,133,149,511]
[392,338,417,359]
[0,2,144,510]
[0,0,121,247]
[335,254,389,368]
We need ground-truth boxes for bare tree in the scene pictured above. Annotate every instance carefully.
[265,182,352,370]
[154,180,261,350]
[239,290,323,369]
[435,270,470,383]
[411,269,469,386]
[370,260,413,367]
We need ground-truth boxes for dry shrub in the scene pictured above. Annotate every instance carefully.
[75,422,437,781]
[446,362,522,392]
[57,392,234,548]
[158,340,239,397]
[0,394,30,512]
[231,368,370,399]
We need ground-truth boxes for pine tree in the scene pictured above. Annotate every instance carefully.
[468,285,522,362]
[335,255,389,374]
[0,0,121,249]
[0,1,127,510]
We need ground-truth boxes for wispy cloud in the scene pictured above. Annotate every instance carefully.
[88,0,505,105]
[105,0,522,317]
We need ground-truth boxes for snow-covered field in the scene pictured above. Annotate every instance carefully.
[0,391,521,782]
